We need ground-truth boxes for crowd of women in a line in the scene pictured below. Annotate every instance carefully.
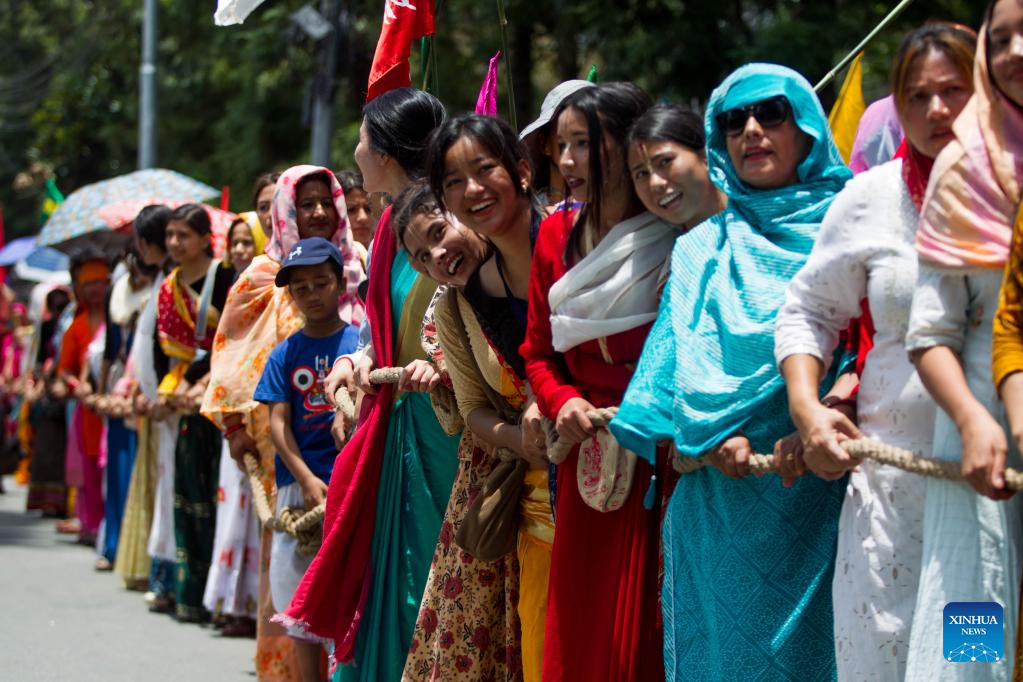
[13,1,1023,680]
[10,168,374,672]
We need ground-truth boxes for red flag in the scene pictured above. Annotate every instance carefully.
[366,0,435,102]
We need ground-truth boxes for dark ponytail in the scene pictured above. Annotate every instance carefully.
[363,87,447,179]
[133,204,173,248]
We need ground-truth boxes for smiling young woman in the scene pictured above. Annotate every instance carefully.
[520,82,686,682]
[626,103,727,230]
[392,114,555,680]
[154,203,237,623]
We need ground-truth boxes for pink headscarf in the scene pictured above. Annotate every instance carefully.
[916,25,1023,268]
[266,165,366,324]
[848,95,903,175]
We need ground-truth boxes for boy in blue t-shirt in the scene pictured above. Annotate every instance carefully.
[253,237,357,673]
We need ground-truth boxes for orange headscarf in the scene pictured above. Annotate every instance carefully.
[77,260,111,285]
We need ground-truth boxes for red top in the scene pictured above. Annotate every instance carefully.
[520,208,665,681]
[58,311,103,458]
[521,210,654,419]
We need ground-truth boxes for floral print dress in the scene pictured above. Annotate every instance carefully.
[403,286,524,681]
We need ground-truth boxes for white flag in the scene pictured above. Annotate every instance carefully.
[214,0,268,26]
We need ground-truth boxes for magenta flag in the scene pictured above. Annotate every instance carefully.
[475,51,500,116]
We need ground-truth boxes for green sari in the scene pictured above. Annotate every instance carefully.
[336,250,460,682]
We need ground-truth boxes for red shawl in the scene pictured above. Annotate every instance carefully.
[282,207,399,662]
[893,138,935,211]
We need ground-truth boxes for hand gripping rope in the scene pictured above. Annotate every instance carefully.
[242,452,325,557]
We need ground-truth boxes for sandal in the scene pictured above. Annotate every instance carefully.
[125,577,150,592]
[94,557,113,572]
[55,519,80,535]
[149,595,175,614]
[221,617,256,638]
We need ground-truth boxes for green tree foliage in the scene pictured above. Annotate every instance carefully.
[0,0,987,238]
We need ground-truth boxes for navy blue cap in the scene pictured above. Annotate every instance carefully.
[275,237,345,287]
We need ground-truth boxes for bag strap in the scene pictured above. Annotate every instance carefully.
[194,258,221,342]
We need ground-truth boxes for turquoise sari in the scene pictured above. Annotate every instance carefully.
[611,64,852,680]
[336,249,460,682]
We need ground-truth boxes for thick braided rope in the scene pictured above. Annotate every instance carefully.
[331,375,1023,492]
[333,366,463,433]
[242,453,325,557]
[83,392,202,416]
[544,407,620,464]
[82,394,134,419]
[671,437,1023,491]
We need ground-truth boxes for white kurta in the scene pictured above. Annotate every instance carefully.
[130,273,179,565]
[905,263,1022,682]
[202,440,260,619]
[776,160,936,681]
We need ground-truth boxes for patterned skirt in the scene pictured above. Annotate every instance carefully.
[203,440,260,619]
[115,418,157,585]
[26,398,67,515]
[403,433,521,681]
[173,414,222,620]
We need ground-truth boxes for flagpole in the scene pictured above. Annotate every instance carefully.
[814,0,916,93]
[421,0,443,94]
[421,37,432,91]
[138,0,158,169]
[495,0,517,130]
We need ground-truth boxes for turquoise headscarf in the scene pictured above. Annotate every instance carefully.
[610,63,852,461]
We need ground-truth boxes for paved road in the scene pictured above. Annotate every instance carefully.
[0,476,255,682]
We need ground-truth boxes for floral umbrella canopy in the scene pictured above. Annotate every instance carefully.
[96,200,235,259]
[36,169,219,253]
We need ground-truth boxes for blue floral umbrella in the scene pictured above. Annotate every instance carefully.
[36,168,219,252]
[13,245,71,284]
[0,236,39,266]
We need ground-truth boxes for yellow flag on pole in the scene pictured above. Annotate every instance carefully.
[828,52,866,164]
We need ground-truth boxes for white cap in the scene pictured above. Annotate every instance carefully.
[518,80,596,141]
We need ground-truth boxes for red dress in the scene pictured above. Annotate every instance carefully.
[520,210,664,681]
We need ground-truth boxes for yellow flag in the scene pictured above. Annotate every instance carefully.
[828,52,866,164]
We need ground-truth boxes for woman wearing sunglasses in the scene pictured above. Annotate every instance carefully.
[775,24,977,681]
[611,64,852,680]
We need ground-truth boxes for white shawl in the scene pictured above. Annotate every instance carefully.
[130,272,164,401]
[109,273,153,326]
[548,211,675,352]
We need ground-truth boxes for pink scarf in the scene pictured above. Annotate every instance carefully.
[265,165,366,324]
[916,26,1023,268]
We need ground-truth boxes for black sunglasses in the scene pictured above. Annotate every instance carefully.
[715,96,791,136]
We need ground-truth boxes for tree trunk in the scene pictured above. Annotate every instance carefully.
[512,19,533,132]
[553,1,578,81]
